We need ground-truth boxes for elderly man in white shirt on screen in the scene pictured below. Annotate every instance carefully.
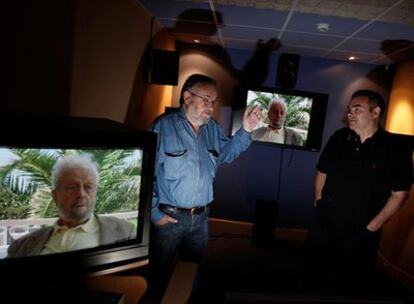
[251,98,303,145]
[7,154,135,257]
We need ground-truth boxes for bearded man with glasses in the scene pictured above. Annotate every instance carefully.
[149,73,261,295]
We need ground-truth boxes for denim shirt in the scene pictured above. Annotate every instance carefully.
[150,107,252,222]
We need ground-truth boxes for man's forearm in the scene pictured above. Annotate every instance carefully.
[314,171,326,205]
[367,190,409,232]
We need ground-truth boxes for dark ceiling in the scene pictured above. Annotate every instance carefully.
[138,0,414,65]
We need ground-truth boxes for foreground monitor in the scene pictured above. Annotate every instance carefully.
[0,116,156,287]
[232,86,328,151]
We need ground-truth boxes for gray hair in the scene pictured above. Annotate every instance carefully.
[51,154,99,190]
[268,98,287,112]
[179,74,217,105]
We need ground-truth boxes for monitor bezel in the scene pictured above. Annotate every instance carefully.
[232,86,329,151]
[0,116,156,277]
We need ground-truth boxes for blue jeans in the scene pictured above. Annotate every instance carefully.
[151,209,209,280]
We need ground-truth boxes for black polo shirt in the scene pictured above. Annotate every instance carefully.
[316,127,412,239]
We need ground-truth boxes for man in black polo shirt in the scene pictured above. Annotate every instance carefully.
[303,89,412,294]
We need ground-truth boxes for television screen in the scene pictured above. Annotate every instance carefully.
[0,116,156,283]
[0,147,143,258]
[232,86,328,151]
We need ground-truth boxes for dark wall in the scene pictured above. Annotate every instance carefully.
[3,0,72,115]
[211,50,390,229]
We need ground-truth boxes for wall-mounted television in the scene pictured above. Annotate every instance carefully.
[232,86,329,151]
[0,115,156,298]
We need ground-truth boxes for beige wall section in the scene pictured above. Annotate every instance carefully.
[379,186,414,288]
[172,50,239,122]
[71,0,162,123]
[385,60,414,135]
[378,59,414,288]
[136,83,174,129]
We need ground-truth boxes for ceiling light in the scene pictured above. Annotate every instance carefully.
[317,23,330,33]
[349,56,356,61]
[194,39,200,43]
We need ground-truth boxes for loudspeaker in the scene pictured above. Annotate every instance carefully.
[276,53,300,88]
[146,49,179,85]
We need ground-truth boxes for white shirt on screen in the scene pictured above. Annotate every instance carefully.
[262,127,285,144]
[41,215,100,254]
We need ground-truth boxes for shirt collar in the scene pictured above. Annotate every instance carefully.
[178,107,187,121]
[53,214,98,234]
[348,127,385,144]
[268,125,283,131]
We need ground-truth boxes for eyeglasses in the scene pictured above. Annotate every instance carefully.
[60,183,96,193]
[187,90,217,107]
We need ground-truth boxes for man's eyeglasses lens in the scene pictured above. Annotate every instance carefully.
[188,90,217,106]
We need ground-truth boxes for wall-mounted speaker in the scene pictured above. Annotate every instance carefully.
[276,53,300,88]
[146,49,179,85]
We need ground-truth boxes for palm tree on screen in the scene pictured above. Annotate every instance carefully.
[250,92,310,130]
[0,149,141,219]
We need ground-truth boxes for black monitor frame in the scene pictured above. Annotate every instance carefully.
[0,115,156,279]
[232,86,329,151]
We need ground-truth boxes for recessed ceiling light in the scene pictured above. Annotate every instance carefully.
[194,39,200,43]
[349,56,356,61]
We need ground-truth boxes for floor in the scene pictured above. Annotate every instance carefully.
[191,225,413,304]
[140,220,413,304]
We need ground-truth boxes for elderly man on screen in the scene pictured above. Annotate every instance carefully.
[7,154,136,257]
[251,98,303,145]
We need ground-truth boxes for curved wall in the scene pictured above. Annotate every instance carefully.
[379,59,414,289]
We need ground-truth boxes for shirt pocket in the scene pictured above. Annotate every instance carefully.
[163,150,187,180]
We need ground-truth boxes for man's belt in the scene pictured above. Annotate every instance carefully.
[159,203,209,215]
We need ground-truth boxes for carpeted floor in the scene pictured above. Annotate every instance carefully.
[191,223,412,304]
[140,219,413,303]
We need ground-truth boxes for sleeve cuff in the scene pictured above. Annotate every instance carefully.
[236,127,252,143]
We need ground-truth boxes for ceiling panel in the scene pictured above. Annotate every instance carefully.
[277,45,327,58]
[221,25,280,41]
[223,38,262,51]
[338,39,384,55]
[138,0,414,65]
[214,3,289,29]
[354,21,414,41]
[285,12,367,36]
[139,0,211,19]
[378,0,414,26]
[324,50,391,65]
[281,31,343,49]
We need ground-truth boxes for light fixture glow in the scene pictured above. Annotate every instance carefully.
[349,56,356,61]
[194,39,200,43]
[386,99,414,135]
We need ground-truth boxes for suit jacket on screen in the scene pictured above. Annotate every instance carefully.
[7,215,136,258]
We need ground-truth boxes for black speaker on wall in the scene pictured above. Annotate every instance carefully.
[276,53,300,88]
[146,49,179,85]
